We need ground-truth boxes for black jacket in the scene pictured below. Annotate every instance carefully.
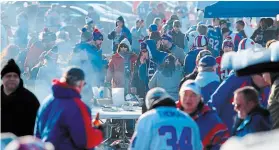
[1,79,40,136]
[169,30,185,49]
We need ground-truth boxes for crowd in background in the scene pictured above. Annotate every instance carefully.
[1,1,279,150]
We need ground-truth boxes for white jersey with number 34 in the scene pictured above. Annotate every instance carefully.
[129,107,203,150]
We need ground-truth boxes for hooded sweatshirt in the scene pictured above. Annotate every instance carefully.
[195,71,220,103]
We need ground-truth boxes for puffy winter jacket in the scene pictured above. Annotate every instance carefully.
[233,106,271,137]
[34,80,103,150]
[177,102,230,150]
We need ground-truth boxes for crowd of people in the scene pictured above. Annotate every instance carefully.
[1,1,279,150]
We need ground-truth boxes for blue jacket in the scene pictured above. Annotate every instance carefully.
[183,48,202,76]
[177,102,230,150]
[34,80,103,150]
[108,26,132,53]
[195,71,220,103]
[145,39,168,65]
[208,72,270,132]
[72,42,107,86]
[233,106,271,137]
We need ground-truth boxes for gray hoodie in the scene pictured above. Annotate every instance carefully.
[148,66,183,101]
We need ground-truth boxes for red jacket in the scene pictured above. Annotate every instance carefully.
[106,53,137,88]
[24,41,46,71]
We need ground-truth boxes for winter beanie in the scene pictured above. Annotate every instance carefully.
[149,24,158,32]
[194,35,208,48]
[81,27,93,42]
[1,59,21,78]
[222,36,234,49]
[92,29,103,41]
[238,38,255,51]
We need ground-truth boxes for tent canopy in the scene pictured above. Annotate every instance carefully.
[204,1,279,18]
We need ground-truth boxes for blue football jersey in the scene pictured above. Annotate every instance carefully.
[129,107,202,150]
[207,28,222,57]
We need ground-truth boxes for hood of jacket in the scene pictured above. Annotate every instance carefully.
[51,79,81,99]
[195,71,220,87]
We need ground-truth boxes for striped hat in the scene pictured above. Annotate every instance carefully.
[238,38,255,51]
[194,35,208,48]
[222,36,234,49]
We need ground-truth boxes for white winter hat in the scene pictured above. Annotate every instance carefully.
[145,87,174,109]
[187,31,199,49]
[85,16,93,25]
[238,38,255,51]
[119,38,132,51]
[180,80,201,96]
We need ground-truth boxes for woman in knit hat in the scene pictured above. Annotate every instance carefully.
[216,36,234,80]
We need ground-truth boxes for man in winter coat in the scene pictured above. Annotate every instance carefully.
[195,56,220,103]
[184,35,208,76]
[232,86,271,137]
[208,72,270,132]
[177,80,230,150]
[168,20,185,49]
[34,67,103,150]
[108,16,132,53]
[179,50,212,90]
[161,34,185,65]
[1,59,40,136]
[71,28,106,105]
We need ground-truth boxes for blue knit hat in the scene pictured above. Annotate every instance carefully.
[198,55,216,68]
[162,34,172,42]
[149,24,158,32]
[93,29,103,41]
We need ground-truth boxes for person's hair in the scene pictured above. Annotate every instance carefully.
[153,17,161,25]
[63,67,85,87]
[265,18,274,27]
[258,18,267,29]
[236,20,245,27]
[0,45,20,60]
[160,54,176,77]
[149,32,162,43]
[197,24,208,35]
[221,27,230,35]
[234,86,259,104]
[195,50,212,65]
